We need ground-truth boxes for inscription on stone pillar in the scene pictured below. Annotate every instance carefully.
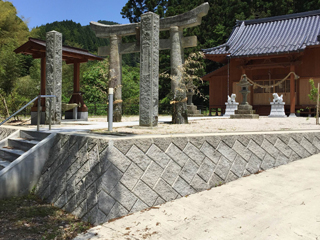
[139,12,159,127]
[45,31,62,124]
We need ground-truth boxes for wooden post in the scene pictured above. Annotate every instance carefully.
[74,62,80,93]
[289,64,296,117]
[317,83,319,125]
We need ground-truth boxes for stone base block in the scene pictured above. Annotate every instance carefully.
[235,110,256,114]
[188,114,204,117]
[238,104,253,111]
[65,111,88,121]
[31,112,45,125]
[289,113,297,118]
[231,103,259,119]
[230,114,259,119]
[187,104,201,115]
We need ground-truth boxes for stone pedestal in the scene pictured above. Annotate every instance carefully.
[45,31,62,125]
[268,102,287,118]
[65,112,88,121]
[139,12,159,127]
[230,103,259,119]
[187,104,203,117]
[224,102,239,117]
[31,112,45,125]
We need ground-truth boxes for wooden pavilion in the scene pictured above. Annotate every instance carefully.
[14,37,103,120]
[202,10,320,116]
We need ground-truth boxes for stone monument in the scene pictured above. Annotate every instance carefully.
[230,74,259,119]
[139,12,159,126]
[224,94,239,117]
[268,93,287,117]
[90,3,209,125]
[45,31,62,124]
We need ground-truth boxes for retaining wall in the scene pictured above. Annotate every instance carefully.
[35,131,320,225]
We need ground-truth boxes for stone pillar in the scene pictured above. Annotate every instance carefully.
[45,31,62,125]
[139,12,159,127]
[170,26,188,124]
[109,35,122,122]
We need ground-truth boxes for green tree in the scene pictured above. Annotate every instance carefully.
[121,0,167,23]
[0,0,29,96]
[122,64,140,114]
[308,79,319,103]
[82,60,109,104]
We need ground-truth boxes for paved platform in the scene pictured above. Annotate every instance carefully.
[6,116,216,133]
[74,153,320,240]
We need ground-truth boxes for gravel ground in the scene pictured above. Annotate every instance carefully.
[91,116,320,135]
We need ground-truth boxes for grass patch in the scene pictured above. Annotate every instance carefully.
[0,192,92,240]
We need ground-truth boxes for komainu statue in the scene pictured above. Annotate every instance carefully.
[227,94,236,104]
[272,93,283,104]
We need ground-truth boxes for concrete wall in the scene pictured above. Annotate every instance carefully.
[0,133,56,199]
[35,131,320,225]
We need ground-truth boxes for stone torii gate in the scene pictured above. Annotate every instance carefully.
[90,3,209,126]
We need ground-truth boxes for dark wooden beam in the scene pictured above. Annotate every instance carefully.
[241,61,302,70]
[32,52,46,59]
[234,52,304,61]
[65,58,88,64]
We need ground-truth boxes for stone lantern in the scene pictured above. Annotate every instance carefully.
[230,74,259,119]
[238,74,252,105]
[187,89,194,106]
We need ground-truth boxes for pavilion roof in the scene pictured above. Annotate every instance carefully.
[14,37,103,64]
[203,9,320,61]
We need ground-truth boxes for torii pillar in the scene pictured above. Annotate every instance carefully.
[170,26,188,124]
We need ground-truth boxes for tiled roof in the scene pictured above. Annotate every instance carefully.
[15,38,103,61]
[203,9,320,58]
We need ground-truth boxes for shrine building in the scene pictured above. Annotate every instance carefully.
[14,38,103,122]
[202,9,320,116]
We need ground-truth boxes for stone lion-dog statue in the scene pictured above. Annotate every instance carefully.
[272,93,283,104]
[227,94,236,104]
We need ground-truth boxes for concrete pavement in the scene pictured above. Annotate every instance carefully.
[19,116,216,133]
[74,153,320,240]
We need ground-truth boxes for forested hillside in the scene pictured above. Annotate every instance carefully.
[32,20,117,52]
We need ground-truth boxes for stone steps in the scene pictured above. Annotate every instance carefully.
[0,129,53,199]
[0,130,50,171]
[8,138,40,152]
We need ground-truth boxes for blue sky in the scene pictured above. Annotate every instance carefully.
[9,0,131,30]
